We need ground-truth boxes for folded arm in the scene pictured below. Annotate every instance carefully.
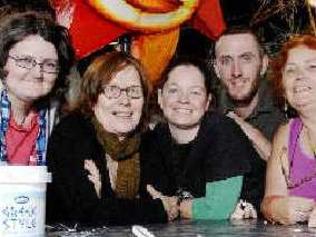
[180,176,243,220]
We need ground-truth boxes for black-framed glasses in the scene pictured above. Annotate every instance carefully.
[8,55,59,74]
[103,85,143,99]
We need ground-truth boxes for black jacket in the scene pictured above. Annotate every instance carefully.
[142,113,263,208]
[46,113,167,226]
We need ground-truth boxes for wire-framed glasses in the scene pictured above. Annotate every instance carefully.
[103,85,143,99]
[8,55,59,74]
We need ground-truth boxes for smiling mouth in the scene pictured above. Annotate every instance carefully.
[112,111,133,118]
[174,108,192,114]
[294,86,311,93]
[230,78,247,87]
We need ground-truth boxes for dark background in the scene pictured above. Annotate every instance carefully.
[178,0,311,59]
[0,0,312,58]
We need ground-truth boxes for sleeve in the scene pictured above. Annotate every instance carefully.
[204,117,252,181]
[203,116,264,211]
[192,176,243,220]
[46,116,167,226]
[212,116,265,211]
[139,129,176,197]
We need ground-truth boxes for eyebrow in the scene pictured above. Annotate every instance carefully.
[239,52,256,57]
[165,82,179,87]
[219,55,232,60]
[10,53,58,60]
[304,58,316,63]
[286,57,316,65]
[219,52,256,58]
[164,83,205,90]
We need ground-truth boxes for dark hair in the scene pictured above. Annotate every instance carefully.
[158,56,214,95]
[271,34,316,110]
[214,25,265,58]
[0,11,74,95]
[74,51,151,131]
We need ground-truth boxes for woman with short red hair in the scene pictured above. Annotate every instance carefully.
[262,35,316,225]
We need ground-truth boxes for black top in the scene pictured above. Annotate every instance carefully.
[46,113,167,226]
[142,113,260,204]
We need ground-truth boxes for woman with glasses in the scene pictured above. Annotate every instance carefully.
[261,35,316,226]
[0,11,73,165]
[142,57,257,220]
[47,51,177,226]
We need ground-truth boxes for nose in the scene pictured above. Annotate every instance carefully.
[177,91,189,103]
[295,67,306,80]
[118,90,131,106]
[30,63,44,78]
[231,60,242,78]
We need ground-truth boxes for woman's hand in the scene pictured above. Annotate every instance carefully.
[179,199,192,219]
[230,199,257,220]
[264,196,315,225]
[146,184,163,199]
[146,185,179,221]
[84,160,102,198]
[282,197,314,225]
[162,196,179,221]
[308,207,316,227]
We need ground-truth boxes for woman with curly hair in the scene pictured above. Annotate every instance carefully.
[262,35,316,226]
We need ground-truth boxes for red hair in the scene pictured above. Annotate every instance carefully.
[271,34,316,107]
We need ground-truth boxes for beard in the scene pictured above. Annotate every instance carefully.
[227,77,260,107]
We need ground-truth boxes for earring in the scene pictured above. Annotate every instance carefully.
[284,100,289,120]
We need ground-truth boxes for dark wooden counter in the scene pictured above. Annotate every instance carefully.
[47,219,316,237]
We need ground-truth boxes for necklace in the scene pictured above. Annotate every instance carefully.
[0,89,47,165]
[15,116,26,126]
[304,126,316,158]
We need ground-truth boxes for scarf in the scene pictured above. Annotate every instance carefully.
[0,89,47,165]
[92,117,140,199]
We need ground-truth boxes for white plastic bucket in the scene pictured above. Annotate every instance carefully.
[0,166,51,237]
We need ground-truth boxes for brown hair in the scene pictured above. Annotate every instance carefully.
[214,25,265,58]
[73,51,151,131]
[270,34,316,107]
[0,11,74,95]
[158,56,213,95]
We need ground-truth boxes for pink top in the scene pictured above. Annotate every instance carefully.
[6,113,39,165]
[288,118,316,201]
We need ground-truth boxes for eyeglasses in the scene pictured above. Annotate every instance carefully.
[103,85,143,99]
[8,55,59,74]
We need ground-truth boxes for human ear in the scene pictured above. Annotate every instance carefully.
[260,54,269,76]
[213,59,221,79]
[157,88,163,110]
[205,93,212,111]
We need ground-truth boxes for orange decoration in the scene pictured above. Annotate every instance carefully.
[126,0,179,13]
[52,0,226,84]
[51,0,127,58]
[191,0,226,39]
[87,0,199,32]
[131,28,179,84]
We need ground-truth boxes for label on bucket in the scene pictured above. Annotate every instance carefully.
[0,184,45,237]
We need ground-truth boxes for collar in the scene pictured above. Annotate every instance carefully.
[9,111,38,132]
[219,79,276,118]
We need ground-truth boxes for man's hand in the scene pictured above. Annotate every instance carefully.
[230,199,257,220]
[227,111,271,161]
